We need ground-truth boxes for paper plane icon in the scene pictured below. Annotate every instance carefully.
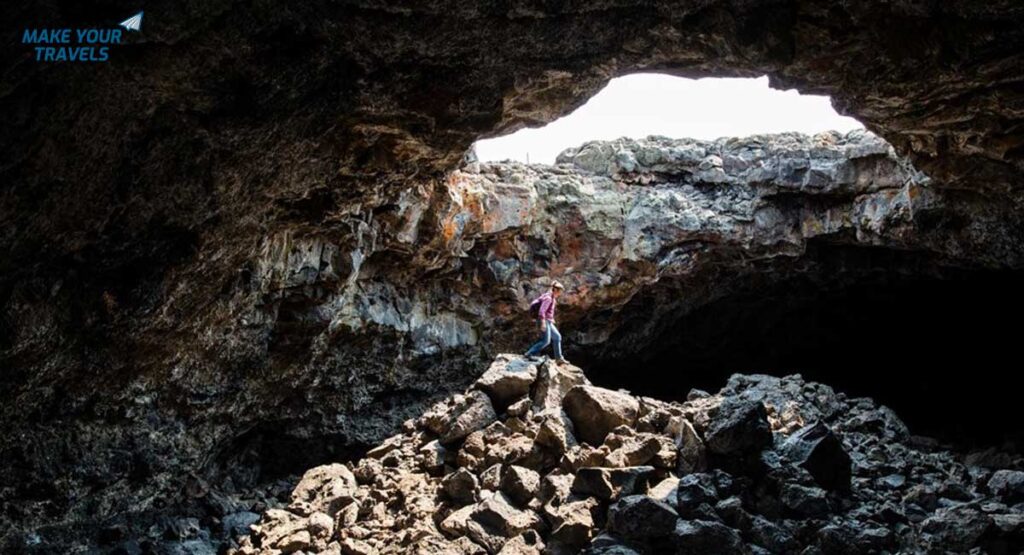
[119,11,143,32]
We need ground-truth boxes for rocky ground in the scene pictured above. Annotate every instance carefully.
[234,355,1024,554]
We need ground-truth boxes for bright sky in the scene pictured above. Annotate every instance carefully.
[474,73,863,164]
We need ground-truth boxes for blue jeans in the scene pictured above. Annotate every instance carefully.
[525,320,563,359]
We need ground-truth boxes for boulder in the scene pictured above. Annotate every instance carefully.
[571,466,655,501]
[477,355,540,408]
[291,464,358,515]
[666,416,707,474]
[675,473,722,521]
[704,397,772,456]
[988,470,1024,501]
[534,411,578,454]
[647,477,680,507]
[671,519,744,554]
[471,492,543,538]
[603,433,670,468]
[308,511,334,539]
[276,530,312,553]
[782,421,852,491]
[443,468,479,505]
[563,386,639,445]
[501,466,541,506]
[496,530,545,555]
[443,390,499,444]
[439,505,476,537]
[533,361,590,412]
[545,498,599,548]
[780,484,830,518]
[607,495,679,540]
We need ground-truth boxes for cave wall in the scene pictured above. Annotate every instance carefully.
[2,1,1024,551]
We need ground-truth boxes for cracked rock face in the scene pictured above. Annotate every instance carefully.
[3,127,1024,552]
[235,354,1024,554]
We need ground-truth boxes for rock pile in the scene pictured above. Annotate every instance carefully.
[234,354,1023,554]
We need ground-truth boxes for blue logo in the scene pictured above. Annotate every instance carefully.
[22,11,143,62]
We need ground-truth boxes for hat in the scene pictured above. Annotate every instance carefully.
[551,280,565,290]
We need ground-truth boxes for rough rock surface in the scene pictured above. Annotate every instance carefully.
[4,126,1024,552]
[233,354,1024,554]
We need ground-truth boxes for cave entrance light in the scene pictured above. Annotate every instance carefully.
[473,73,864,164]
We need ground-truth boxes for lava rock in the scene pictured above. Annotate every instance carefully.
[443,468,479,505]
[476,355,540,409]
[571,466,655,501]
[607,495,679,540]
[988,470,1024,502]
[501,465,541,506]
[290,464,357,515]
[670,519,743,554]
[563,386,639,445]
[780,484,830,518]
[781,421,852,491]
[533,361,591,412]
[704,397,772,456]
[442,391,499,444]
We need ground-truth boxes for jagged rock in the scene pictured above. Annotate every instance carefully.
[533,362,591,413]
[470,492,543,539]
[647,477,679,507]
[501,466,540,506]
[443,391,499,445]
[563,386,639,446]
[276,530,311,553]
[704,397,772,456]
[440,505,477,537]
[419,440,447,473]
[780,484,830,518]
[603,431,673,468]
[443,468,480,505]
[496,530,545,555]
[476,355,540,409]
[607,495,679,540]
[291,464,358,515]
[675,473,721,520]
[308,511,334,539]
[234,356,1024,555]
[571,467,655,501]
[339,537,378,555]
[666,416,707,474]
[781,421,852,491]
[535,412,578,454]
[988,470,1024,501]
[507,398,532,418]
[545,498,600,548]
[671,519,744,554]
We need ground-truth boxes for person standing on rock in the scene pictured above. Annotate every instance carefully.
[525,281,569,363]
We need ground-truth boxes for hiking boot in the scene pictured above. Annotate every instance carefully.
[556,357,570,365]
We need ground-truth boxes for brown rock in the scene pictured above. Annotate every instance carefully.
[571,466,655,500]
[476,355,540,408]
[443,468,480,505]
[501,465,541,506]
[562,385,639,445]
[443,391,499,445]
[292,464,358,515]
[533,361,590,412]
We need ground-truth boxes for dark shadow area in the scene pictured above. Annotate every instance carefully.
[577,257,1024,450]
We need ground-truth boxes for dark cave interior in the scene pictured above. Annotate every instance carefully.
[576,246,1024,452]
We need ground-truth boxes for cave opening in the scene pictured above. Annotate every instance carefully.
[473,72,863,163]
